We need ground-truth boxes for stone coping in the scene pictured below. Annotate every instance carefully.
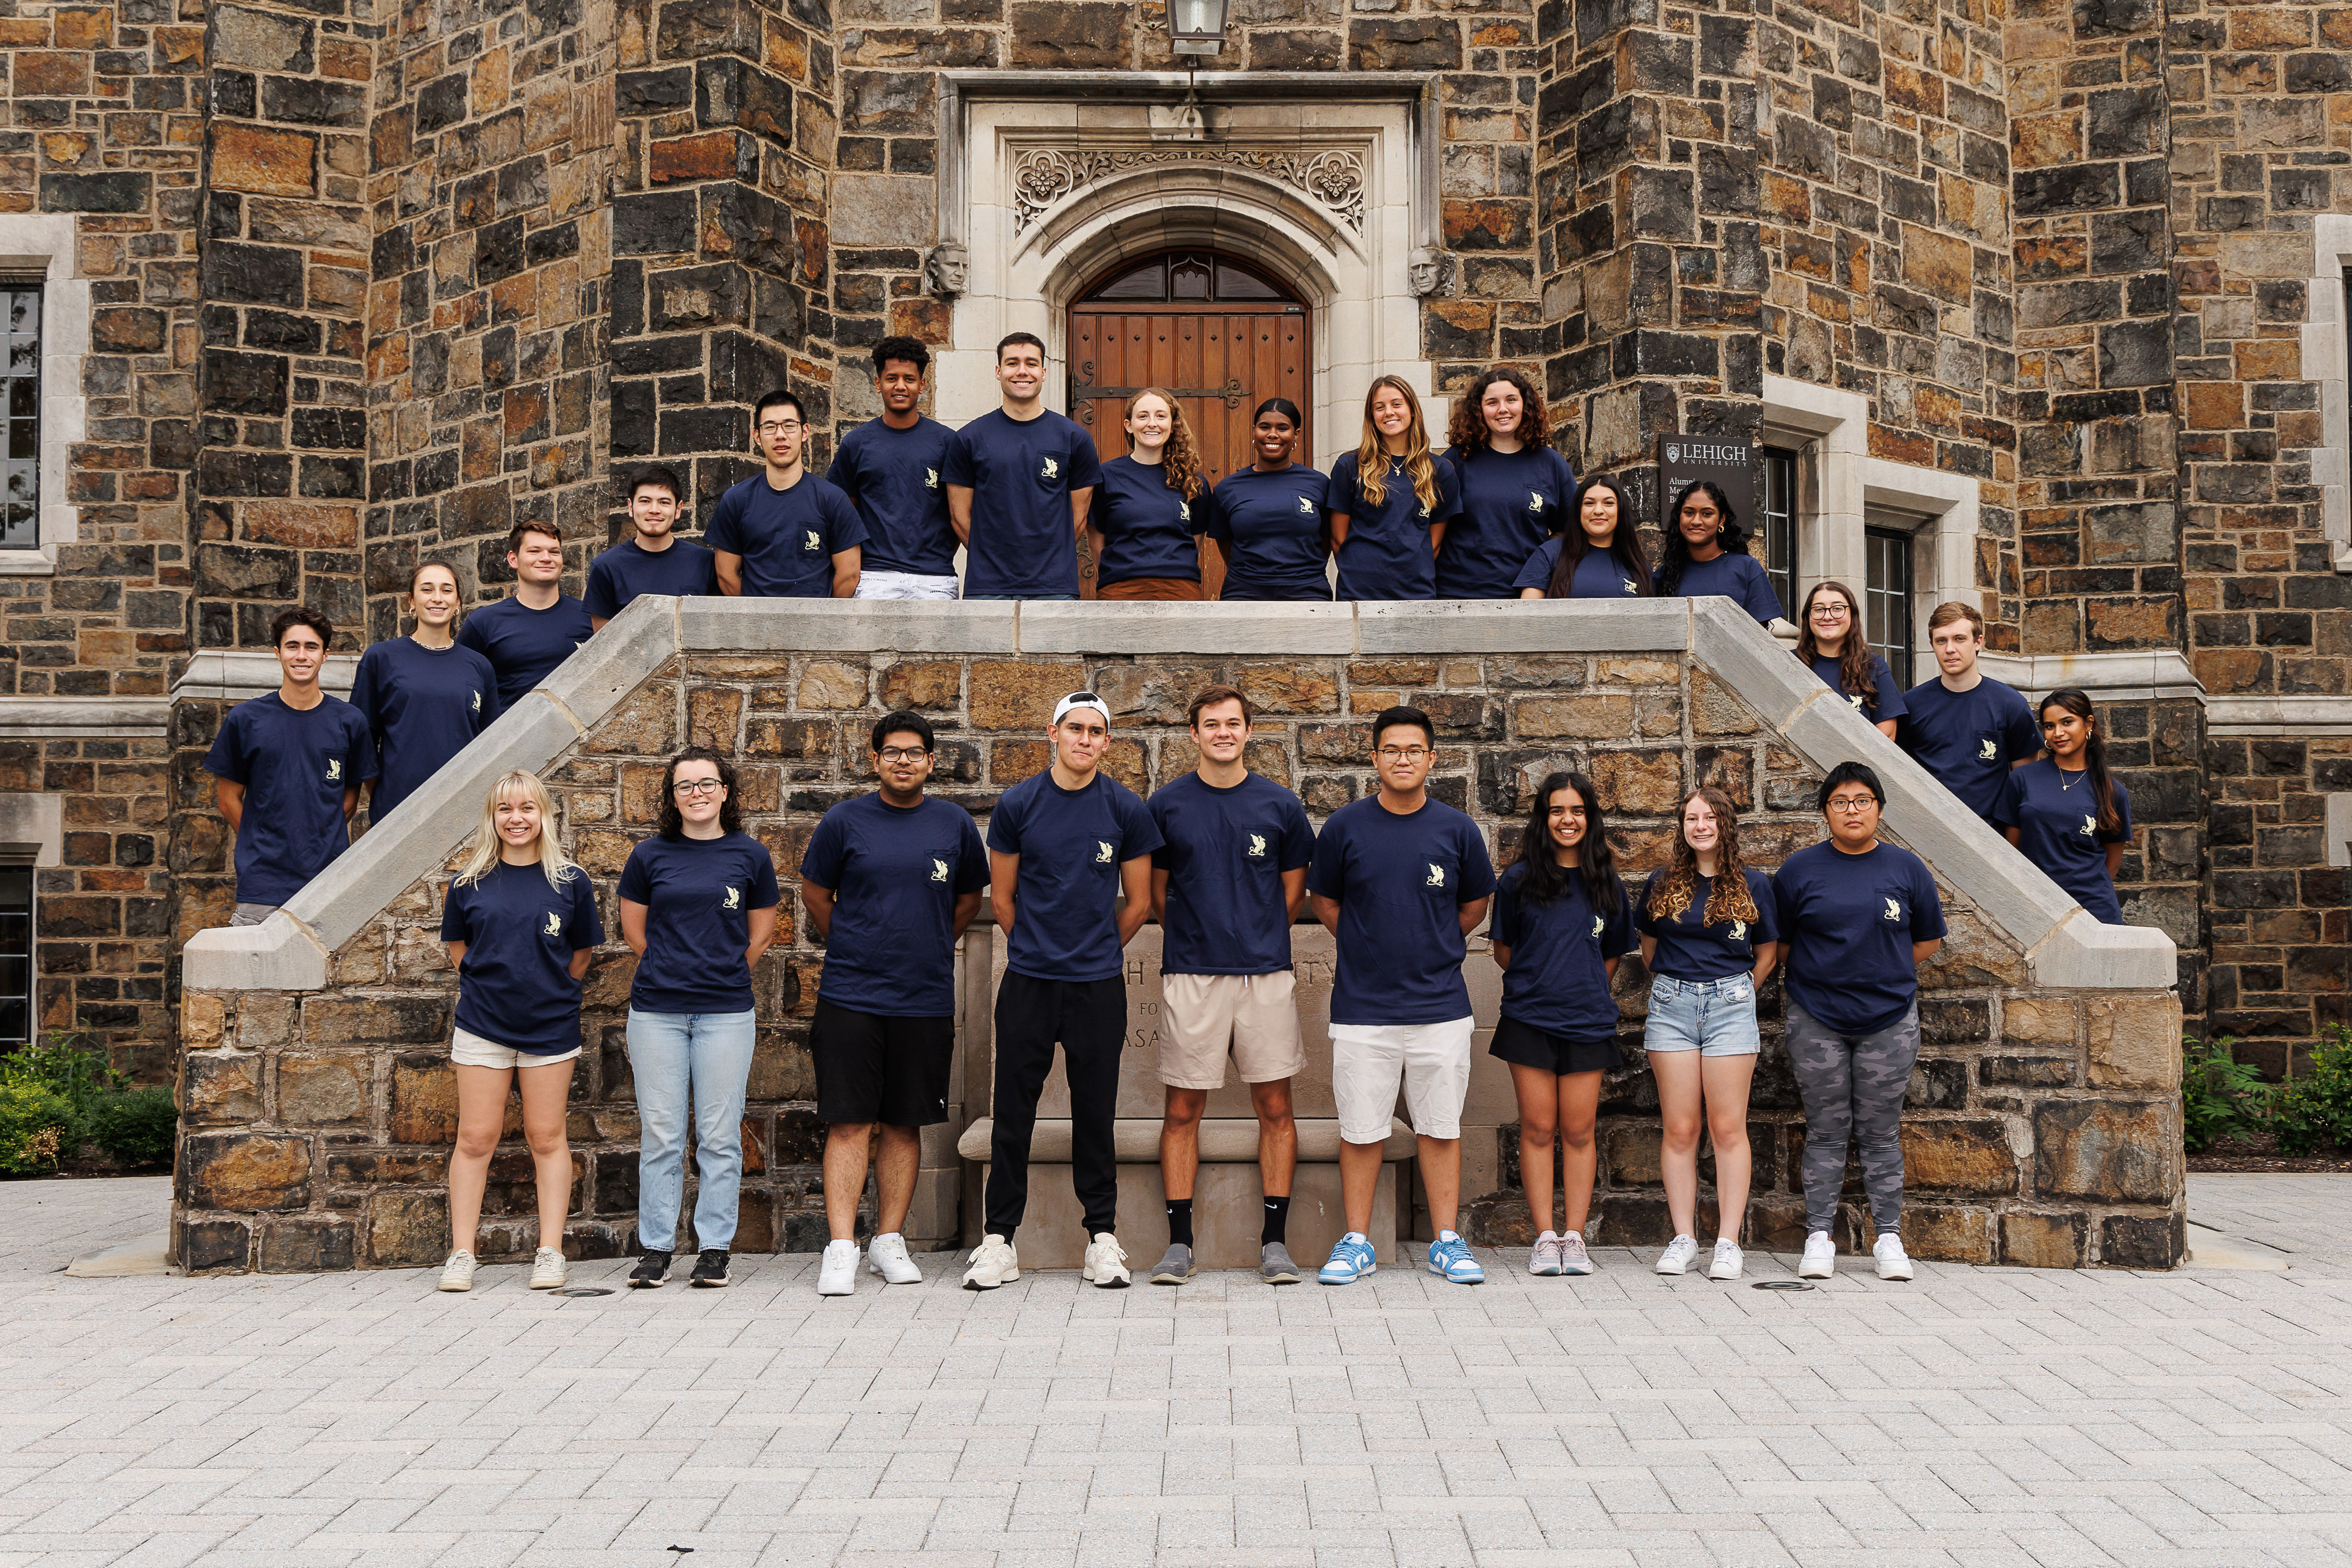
[181,596,2178,993]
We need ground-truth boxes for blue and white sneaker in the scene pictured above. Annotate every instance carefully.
[1319,1233,1377,1285]
[1427,1232,1484,1284]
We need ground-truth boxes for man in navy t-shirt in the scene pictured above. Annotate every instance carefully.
[707,388,867,598]
[965,690,1162,1291]
[1144,685,1317,1287]
[202,606,376,927]
[799,710,989,1296]
[1307,706,1496,1287]
[455,520,594,710]
[1896,601,2040,823]
[942,332,1102,599]
[586,464,718,629]
[826,337,961,600]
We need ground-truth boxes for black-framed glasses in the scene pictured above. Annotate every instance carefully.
[877,746,931,762]
[673,778,724,797]
[757,420,804,435]
[1376,745,1429,762]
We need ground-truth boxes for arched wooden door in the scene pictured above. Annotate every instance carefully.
[1068,250,1310,486]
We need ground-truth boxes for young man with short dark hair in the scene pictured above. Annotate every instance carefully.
[826,338,961,601]
[1308,705,1496,1286]
[586,464,717,630]
[800,710,990,1296]
[1896,601,2040,824]
[1145,685,1317,1286]
[942,332,1102,600]
[708,389,867,598]
[965,690,1162,1290]
[456,521,594,710]
[203,607,376,927]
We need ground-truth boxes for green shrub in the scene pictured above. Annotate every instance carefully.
[0,1080,74,1175]
[84,1088,175,1168]
[2276,1027,2352,1156]
[2181,1035,2274,1152]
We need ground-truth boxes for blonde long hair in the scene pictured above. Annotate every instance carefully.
[1354,375,1438,513]
[455,769,580,890]
[1125,387,1204,501]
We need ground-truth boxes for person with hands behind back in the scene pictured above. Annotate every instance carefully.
[707,389,865,599]
[1328,377,1460,601]
[1997,687,2133,925]
[1204,397,1331,602]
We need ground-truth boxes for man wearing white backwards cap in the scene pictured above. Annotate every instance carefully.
[965,689,1162,1289]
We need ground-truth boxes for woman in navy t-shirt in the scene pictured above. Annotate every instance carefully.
[1437,367,1577,598]
[1998,686,2132,923]
[436,769,604,1294]
[1489,770,1635,1279]
[1206,398,1330,601]
[351,560,501,824]
[1515,475,1655,601]
[618,745,782,1290]
[1087,388,1208,601]
[1327,376,1460,600]
[1796,580,1905,738]
[1654,478,1785,624]
[1633,786,1779,1283]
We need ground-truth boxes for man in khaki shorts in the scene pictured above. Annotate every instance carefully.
[1145,685,1318,1284]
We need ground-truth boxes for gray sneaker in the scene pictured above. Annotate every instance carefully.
[1260,1242,1302,1284]
[1149,1242,1195,1285]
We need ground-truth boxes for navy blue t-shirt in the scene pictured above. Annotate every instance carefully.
[986,768,1162,982]
[1513,536,1651,598]
[1771,840,1945,1034]
[1633,868,1780,982]
[1205,465,1330,601]
[1898,676,2042,822]
[1307,795,1496,1025]
[203,693,377,905]
[1329,451,1461,601]
[349,636,499,822]
[800,793,989,1017]
[705,472,868,598]
[1809,651,1907,725]
[456,594,593,710]
[826,416,959,578]
[1147,771,1316,976]
[1670,552,1783,622]
[1996,758,2132,924]
[585,537,718,620]
[618,832,782,1014]
[942,410,1103,598]
[1491,862,1635,1041]
[1436,443,1575,599]
[440,861,605,1054]
[1093,455,1204,586]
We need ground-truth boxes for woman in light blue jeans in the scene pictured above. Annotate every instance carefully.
[617,746,780,1289]
[1632,787,1778,1282]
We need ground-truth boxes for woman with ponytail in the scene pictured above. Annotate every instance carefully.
[1514,475,1655,599]
[1437,367,1577,598]
[1205,397,1331,601]
[1796,580,1905,739]
[1996,687,2134,923]
[1327,376,1459,600]
[1087,388,1210,601]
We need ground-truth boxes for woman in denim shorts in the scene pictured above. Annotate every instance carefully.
[1632,787,1779,1282]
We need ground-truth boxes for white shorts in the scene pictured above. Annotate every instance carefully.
[1330,1017,1474,1144]
[855,571,960,601]
[451,1027,580,1070]
[1158,972,1305,1089]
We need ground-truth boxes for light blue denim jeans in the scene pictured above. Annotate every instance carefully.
[1644,974,1761,1057]
[627,1008,757,1252]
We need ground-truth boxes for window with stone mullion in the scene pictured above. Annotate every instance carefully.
[0,280,36,550]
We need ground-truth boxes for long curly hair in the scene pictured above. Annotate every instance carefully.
[1794,580,1878,704]
[656,745,743,840]
[1545,475,1654,598]
[1512,770,1622,914]
[1445,366,1549,457]
[1354,375,1438,514]
[2038,686,2124,834]
[1643,786,1760,927]
[1655,478,1758,595]
[1125,387,1204,502]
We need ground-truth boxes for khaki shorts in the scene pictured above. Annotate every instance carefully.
[1156,972,1305,1089]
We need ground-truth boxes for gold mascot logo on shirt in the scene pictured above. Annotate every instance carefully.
[930,857,949,882]
[1041,457,1060,480]
[1978,737,1997,760]
[543,911,562,937]
[325,758,342,782]
[723,886,742,910]
[1426,862,1445,887]
[1882,897,1902,921]
[1247,834,1266,858]
[1095,840,1114,863]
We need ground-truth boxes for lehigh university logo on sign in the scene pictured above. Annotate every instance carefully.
[1657,434,1757,543]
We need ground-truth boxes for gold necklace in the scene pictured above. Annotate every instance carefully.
[2057,763,2086,791]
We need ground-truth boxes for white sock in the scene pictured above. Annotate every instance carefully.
[1438,1229,1460,1243]
[1344,1231,1368,1244]
[1537,1230,1558,1242]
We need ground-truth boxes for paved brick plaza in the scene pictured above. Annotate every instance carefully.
[2,1175,2348,1566]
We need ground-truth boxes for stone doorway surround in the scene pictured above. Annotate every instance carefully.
[933,72,1444,470]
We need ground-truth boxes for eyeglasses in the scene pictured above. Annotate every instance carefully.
[1826,795,1877,813]
[1811,605,1852,619]
[877,746,930,762]
[757,420,804,435]
[673,778,724,797]
[1376,746,1429,762]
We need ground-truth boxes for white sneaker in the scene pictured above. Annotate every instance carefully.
[867,1231,923,1285]
[1799,1230,1836,1279]
[1081,1231,1131,1288]
[1708,1240,1744,1281]
[1654,1235,1699,1275]
[528,1247,566,1289]
[1528,1231,1565,1276]
[1874,1232,1914,1282]
[962,1233,1019,1290]
[817,1239,858,1296]
[437,1251,476,1293]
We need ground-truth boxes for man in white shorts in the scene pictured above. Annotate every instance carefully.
[1144,685,1318,1285]
[825,336,962,599]
[1307,706,1496,1286]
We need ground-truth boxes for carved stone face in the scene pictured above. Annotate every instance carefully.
[927,244,969,297]
[1408,247,1442,296]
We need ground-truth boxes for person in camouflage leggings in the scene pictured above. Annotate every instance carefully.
[1784,1004,1920,1235]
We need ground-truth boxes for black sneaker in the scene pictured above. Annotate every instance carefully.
[628,1250,672,1289]
[689,1249,730,1288]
